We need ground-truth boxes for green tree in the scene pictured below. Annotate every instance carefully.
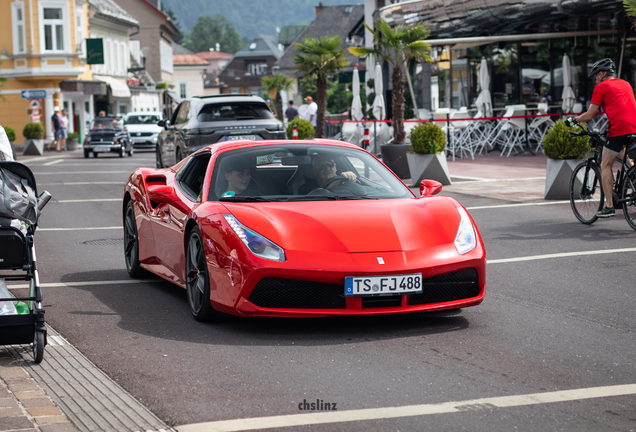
[163,7,185,44]
[261,73,294,120]
[293,35,349,138]
[184,14,242,54]
[349,19,431,144]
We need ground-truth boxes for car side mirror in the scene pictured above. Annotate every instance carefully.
[420,179,443,197]
[147,185,190,213]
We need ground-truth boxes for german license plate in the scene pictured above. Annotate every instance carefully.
[345,273,423,296]
[226,135,258,141]
[93,146,112,152]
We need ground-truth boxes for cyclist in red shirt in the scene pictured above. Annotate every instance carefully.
[568,58,636,218]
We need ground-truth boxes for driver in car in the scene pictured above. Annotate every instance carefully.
[300,153,357,194]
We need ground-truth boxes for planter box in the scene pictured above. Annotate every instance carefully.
[380,144,411,179]
[406,153,452,186]
[66,138,79,151]
[544,159,582,200]
[22,139,44,156]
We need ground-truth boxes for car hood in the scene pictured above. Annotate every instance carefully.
[126,125,162,133]
[221,198,462,253]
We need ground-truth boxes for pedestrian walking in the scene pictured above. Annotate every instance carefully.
[49,106,61,151]
[58,109,69,151]
[285,101,298,123]
[303,96,317,127]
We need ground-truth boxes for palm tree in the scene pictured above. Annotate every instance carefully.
[261,73,294,120]
[349,19,431,144]
[293,35,349,138]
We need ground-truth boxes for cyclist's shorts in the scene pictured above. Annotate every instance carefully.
[605,134,634,154]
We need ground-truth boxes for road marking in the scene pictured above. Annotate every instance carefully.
[32,170,130,175]
[43,159,64,166]
[488,247,636,264]
[467,201,570,210]
[38,226,121,231]
[56,198,121,203]
[38,181,123,185]
[6,279,158,289]
[175,383,636,432]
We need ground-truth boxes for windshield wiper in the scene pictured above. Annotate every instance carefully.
[220,196,279,202]
[286,195,341,201]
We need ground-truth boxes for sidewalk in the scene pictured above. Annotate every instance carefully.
[0,150,550,432]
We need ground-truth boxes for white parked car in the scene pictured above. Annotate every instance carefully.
[124,112,164,150]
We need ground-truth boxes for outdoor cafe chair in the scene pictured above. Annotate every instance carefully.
[527,103,555,153]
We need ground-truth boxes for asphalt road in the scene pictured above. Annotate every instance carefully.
[11,150,636,431]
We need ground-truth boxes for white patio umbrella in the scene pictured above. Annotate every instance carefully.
[475,57,492,117]
[561,53,576,114]
[351,68,363,121]
[372,63,385,120]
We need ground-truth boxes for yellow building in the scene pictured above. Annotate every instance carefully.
[0,0,91,145]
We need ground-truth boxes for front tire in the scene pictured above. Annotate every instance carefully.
[124,201,146,278]
[33,331,45,364]
[84,150,89,158]
[622,165,636,230]
[570,161,603,224]
[186,227,222,322]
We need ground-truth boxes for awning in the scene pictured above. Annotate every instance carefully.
[94,75,131,98]
[166,90,182,103]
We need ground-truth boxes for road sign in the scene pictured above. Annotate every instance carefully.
[30,99,41,109]
[21,90,47,99]
[31,113,41,122]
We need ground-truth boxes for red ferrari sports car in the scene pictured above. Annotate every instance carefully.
[123,139,485,321]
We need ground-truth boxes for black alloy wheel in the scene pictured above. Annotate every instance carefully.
[570,162,603,224]
[84,150,89,158]
[622,165,636,230]
[186,227,222,322]
[124,201,145,277]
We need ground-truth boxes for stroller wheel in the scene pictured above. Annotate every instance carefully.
[33,331,45,363]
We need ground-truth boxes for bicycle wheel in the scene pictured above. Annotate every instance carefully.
[621,165,636,230]
[570,161,604,224]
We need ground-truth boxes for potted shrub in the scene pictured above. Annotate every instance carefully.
[542,120,591,199]
[22,122,45,156]
[406,122,451,185]
[4,126,16,159]
[286,118,315,140]
[66,132,79,151]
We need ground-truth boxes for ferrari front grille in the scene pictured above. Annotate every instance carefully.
[407,268,480,305]
[248,278,346,309]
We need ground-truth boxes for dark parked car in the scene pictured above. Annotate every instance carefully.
[156,94,287,168]
[83,117,133,158]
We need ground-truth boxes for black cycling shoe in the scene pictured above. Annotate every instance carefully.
[596,206,615,218]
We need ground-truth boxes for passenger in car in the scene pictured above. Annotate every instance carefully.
[221,159,261,197]
[300,153,357,194]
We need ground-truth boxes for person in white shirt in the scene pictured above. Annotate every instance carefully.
[0,125,14,161]
[303,96,318,127]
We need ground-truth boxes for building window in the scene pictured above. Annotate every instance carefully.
[114,42,119,75]
[76,10,84,55]
[229,88,240,94]
[43,7,64,51]
[105,39,111,74]
[12,2,27,54]
[247,63,267,76]
[179,81,188,99]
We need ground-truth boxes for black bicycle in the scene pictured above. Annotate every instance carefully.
[568,123,636,229]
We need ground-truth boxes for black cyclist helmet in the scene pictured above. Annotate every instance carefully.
[589,58,615,78]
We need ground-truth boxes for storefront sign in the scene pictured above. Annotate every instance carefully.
[86,38,104,65]
[21,90,46,99]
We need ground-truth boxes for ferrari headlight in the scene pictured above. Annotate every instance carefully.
[223,214,286,262]
[454,206,476,255]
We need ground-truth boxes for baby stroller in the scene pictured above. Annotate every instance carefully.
[0,162,51,363]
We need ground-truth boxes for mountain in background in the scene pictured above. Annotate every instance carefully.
[161,0,362,39]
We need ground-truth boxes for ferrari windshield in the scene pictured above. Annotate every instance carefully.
[210,144,413,201]
[90,118,124,130]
